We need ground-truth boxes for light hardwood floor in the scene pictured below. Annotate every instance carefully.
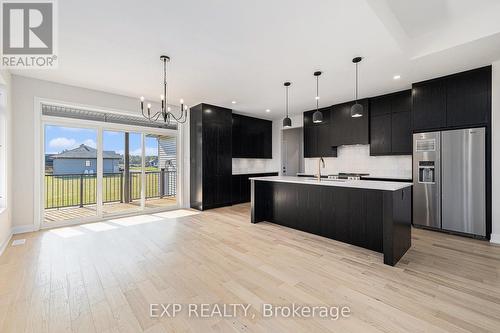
[1,203,500,332]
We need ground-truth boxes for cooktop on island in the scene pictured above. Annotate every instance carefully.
[328,172,370,180]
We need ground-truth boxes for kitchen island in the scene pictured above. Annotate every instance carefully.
[250,176,413,266]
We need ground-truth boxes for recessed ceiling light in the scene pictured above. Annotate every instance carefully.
[393,75,401,80]
[266,109,271,113]
[231,101,237,104]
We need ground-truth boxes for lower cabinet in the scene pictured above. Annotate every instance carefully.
[252,181,384,252]
[232,173,278,204]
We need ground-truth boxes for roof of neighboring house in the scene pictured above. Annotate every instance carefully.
[52,144,121,159]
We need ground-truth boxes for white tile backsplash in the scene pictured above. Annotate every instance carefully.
[232,158,279,174]
[304,145,412,178]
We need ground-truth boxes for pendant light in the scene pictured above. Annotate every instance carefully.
[351,57,363,118]
[282,82,292,128]
[312,71,323,123]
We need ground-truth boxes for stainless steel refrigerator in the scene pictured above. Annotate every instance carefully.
[413,128,486,237]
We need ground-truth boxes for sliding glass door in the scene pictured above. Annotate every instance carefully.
[42,119,179,226]
[43,125,98,223]
[144,134,177,210]
[102,130,143,216]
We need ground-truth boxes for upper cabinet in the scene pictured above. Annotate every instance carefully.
[370,90,412,156]
[232,114,272,159]
[303,107,337,158]
[412,66,491,132]
[330,99,369,147]
[446,66,491,127]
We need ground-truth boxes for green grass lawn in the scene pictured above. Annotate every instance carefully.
[44,172,174,209]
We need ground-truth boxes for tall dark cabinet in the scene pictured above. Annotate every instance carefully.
[190,104,232,210]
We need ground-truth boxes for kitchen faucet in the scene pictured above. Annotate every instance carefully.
[317,157,325,181]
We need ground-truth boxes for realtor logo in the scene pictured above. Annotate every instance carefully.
[1,0,57,68]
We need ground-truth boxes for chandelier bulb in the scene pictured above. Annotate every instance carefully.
[140,96,145,102]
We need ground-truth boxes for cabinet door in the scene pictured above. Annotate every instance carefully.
[370,96,391,116]
[217,121,232,205]
[370,114,392,155]
[303,111,317,157]
[391,90,412,114]
[231,175,241,204]
[331,101,369,146]
[412,80,446,131]
[330,105,349,147]
[262,120,273,158]
[446,67,491,127]
[231,115,243,157]
[317,123,336,157]
[391,111,412,154]
[303,125,317,157]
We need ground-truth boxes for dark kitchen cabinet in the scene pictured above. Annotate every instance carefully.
[232,172,278,204]
[303,108,337,158]
[370,114,392,155]
[190,103,232,210]
[446,66,491,127]
[370,96,391,116]
[330,99,369,146]
[370,90,412,156]
[391,111,412,153]
[412,80,447,131]
[232,114,272,158]
[412,66,491,131]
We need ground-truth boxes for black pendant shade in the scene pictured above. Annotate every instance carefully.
[283,117,292,127]
[312,110,323,123]
[350,56,364,118]
[283,81,292,128]
[313,71,323,123]
[351,102,363,118]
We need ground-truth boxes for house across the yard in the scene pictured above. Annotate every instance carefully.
[51,144,121,175]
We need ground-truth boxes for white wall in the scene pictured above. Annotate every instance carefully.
[232,120,281,174]
[304,145,412,178]
[10,75,167,231]
[491,60,500,244]
[0,70,13,255]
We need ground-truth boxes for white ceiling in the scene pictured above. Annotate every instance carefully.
[11,0,500,118]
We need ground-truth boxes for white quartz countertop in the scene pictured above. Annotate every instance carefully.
[250,176,413,191]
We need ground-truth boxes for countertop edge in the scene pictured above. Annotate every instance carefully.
[250,176,413,191]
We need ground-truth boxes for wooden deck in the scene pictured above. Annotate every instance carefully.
[44,197,177,223]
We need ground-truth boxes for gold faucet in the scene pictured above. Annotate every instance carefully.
[317,157,325,181]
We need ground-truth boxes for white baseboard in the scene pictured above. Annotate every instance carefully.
[11,224,36,235]
[0,231,13,257]
[490,233,500,245]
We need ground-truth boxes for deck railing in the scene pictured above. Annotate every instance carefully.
[44,170,176,209]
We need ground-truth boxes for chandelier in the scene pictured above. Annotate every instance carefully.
[139,55,188,125]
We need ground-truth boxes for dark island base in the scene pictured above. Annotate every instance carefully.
[251,180,412,266]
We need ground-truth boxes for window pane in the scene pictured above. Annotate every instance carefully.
[102,131,142,216]
[144,134,177,210]
[44,125,97,223]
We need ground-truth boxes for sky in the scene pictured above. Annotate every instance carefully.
[45,125,161,156]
